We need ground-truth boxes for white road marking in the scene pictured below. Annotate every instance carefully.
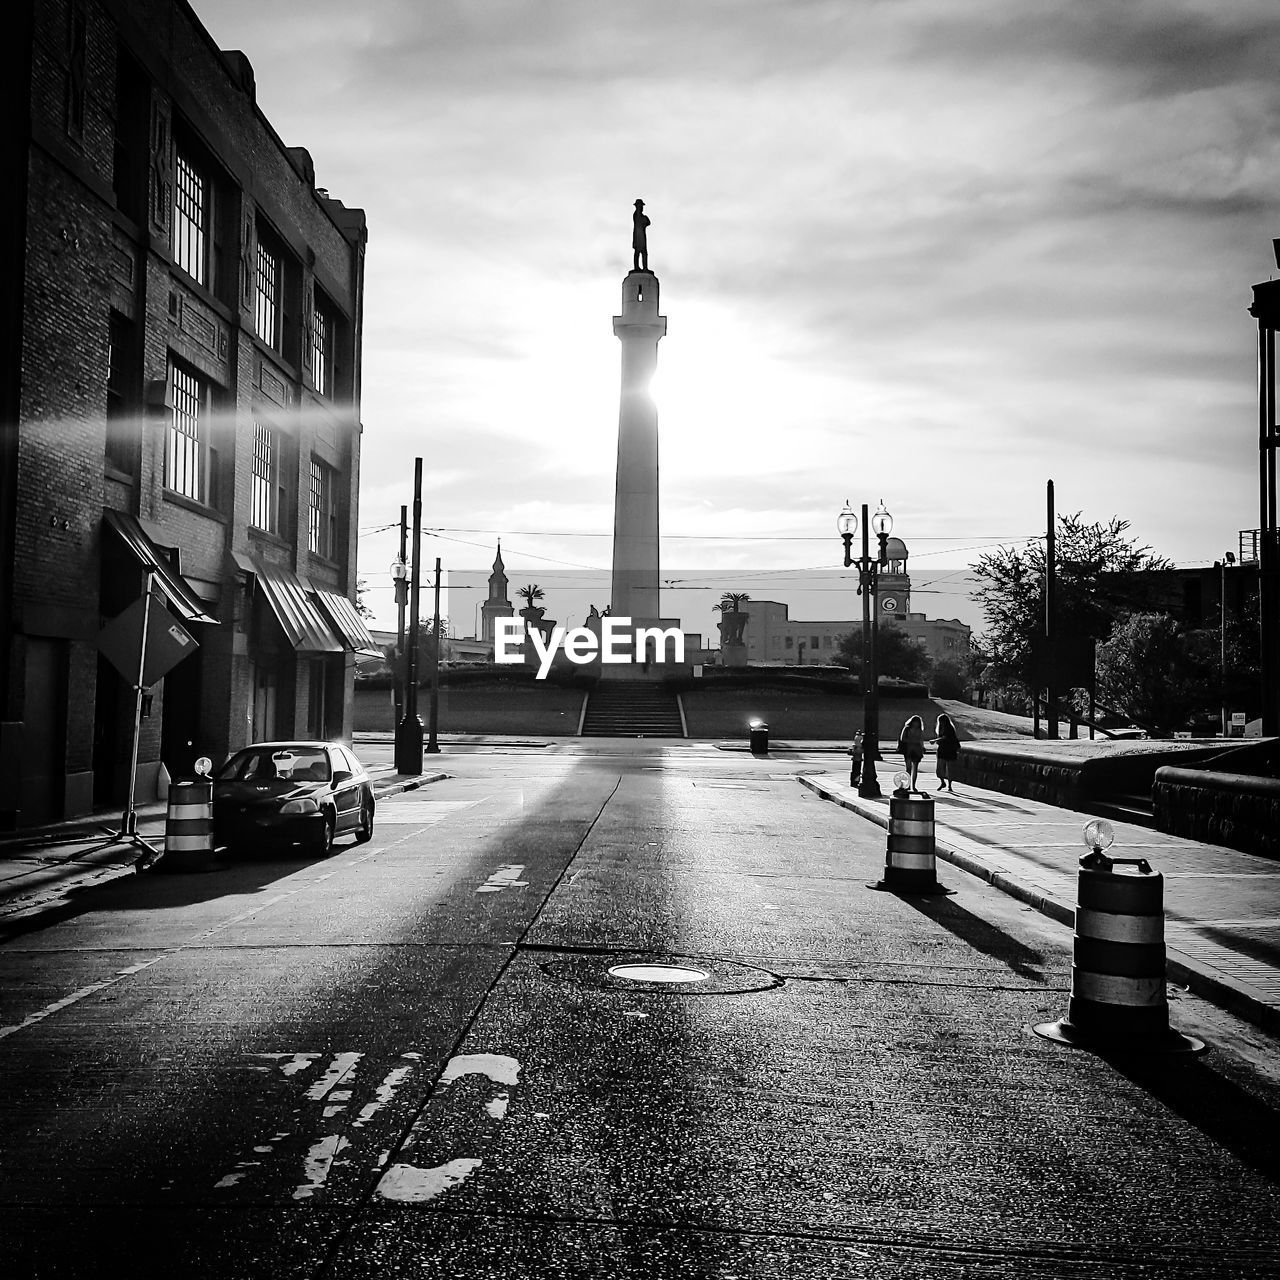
[476,865,528,894]
[305,1052,363,1100]
[438,1052,521,1089]
[377,1157,481,1202]
[294,1134,349,1200]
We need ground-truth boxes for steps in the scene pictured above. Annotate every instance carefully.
[1085,792,1155,829]
[581,683,684,737]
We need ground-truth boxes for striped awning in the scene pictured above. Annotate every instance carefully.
[312,586,383,658]
[103,509,219,625]
[243,558,344,654]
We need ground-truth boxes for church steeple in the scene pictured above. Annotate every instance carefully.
[480,541,513,646]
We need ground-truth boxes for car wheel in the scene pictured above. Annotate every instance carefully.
[313,814,335,857]
[354,794,374,844]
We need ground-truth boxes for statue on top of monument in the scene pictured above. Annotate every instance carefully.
[632,199,650,272]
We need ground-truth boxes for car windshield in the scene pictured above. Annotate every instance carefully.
[216,746,331,784]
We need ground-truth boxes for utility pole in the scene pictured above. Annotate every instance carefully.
[427,556,441,754]
[1045,479,1058,739]
[393,504,407,728]
[394,461,424,775]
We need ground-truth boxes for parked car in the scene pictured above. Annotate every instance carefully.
[212,741,375,855]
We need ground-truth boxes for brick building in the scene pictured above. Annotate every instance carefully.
[0,0,373,826]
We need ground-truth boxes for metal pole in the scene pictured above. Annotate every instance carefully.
[394,460,424,775]
[858,503,881,798]
[1262,322,1279,736]
[1045,478,1058,739]
[427,556,441,754]
[122,568,155,836]
[394,504,407,728]
[1221,558,1228,738]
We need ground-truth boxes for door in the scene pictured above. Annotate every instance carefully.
[250,661,278,744]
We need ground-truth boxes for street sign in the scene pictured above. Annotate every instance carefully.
[1231,712,1247,726]
[97,594,199,688]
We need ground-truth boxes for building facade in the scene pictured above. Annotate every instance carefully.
[0,0,372,826]
[736,537,971,667]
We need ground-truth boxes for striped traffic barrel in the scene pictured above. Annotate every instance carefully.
[160,778,215,872]
[875,793,946,893]
[1036,851,1203,1053]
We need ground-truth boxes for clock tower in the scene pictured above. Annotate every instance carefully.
[878,537,911,618]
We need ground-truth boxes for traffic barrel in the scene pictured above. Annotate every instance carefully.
[1035,820,1204,1054]
[159,763,216,872]
[872,776,949,894]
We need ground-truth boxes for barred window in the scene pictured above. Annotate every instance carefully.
[311,303,330,395]
[309,458,336,558]
[173,151,206,285]
[250,421,275,532]
[168,365,204,499]
[255,241,279,348]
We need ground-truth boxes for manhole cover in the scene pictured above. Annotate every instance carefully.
[542,953,781,996]
[608,963,708,984]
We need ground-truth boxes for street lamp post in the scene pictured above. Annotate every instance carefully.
[838,499,893,799]
[394,460,424,776]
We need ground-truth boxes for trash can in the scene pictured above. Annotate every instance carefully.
[749,720,769,755]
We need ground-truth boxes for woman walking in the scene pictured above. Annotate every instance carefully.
[897,715,926,792]
[933,712,960,793]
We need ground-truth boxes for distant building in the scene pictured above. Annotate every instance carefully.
[0,0,372,826]
[735,536,971,667]
[478,543,514,648]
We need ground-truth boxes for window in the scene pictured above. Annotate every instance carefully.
[784,636,794,649]
[106,314,137,474]
[250,421,276,532]
[255,240,280,348]
[311,298,332,395]
[309,457,337,558]
[810,635,820,649]
[823,635,832,649]
[167,363,206,499]
[172,149,207,285]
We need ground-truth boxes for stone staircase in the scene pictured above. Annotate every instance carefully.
[581,683,685,737]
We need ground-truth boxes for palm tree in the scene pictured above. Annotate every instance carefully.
[517,584,544,608]
[717,591,750,613]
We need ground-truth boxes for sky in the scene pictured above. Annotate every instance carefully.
[201,0,1280,646]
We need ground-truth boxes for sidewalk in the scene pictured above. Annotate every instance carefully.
[0,764,444,932]
[800,772,1280,1035]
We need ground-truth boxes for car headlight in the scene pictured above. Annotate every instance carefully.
[280,797,321,815]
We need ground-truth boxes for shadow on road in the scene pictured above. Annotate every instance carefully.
[1102,1049,1280,1184]
[893,891,1050,982]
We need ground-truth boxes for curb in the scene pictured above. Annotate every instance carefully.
[799,775,1280,1038]
[0,772,448,939]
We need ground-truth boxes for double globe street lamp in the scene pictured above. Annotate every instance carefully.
[838,499,893,798]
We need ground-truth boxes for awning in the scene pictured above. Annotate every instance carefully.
[242,557,344,653]
[103,509,219,625]
[312,586,384,658]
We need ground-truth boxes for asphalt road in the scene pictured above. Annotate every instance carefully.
[2,744,1279,1278]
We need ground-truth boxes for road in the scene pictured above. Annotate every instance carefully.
[2,743,1279,1277]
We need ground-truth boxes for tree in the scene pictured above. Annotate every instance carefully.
[927,657,971,700]
[972,512,1171,695]
[517,584,544,609]
[717,592,750,612]
[355,578,375,622]
[1095,612,1216,735]
[834,625,930,683]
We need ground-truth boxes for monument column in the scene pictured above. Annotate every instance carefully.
[610,205,666,621]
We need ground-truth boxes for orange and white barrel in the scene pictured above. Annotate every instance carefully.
[1036,854,1203,1053]
[877,794,946,893]
[161,778,215,871]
